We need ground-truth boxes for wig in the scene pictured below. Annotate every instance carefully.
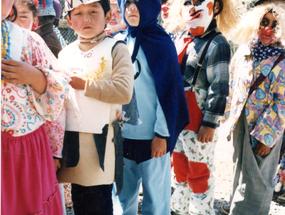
[162,0,185,34]
[215,0,241,36]
[229,0,285,45]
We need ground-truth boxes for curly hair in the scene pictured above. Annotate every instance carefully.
[229,0,285,45]
[215,0,241,36]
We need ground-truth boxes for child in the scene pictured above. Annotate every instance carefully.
[274,134,285,204]
[105,0,126,36]
[12,0,65,164]
[36,0,62,57]
[171,0,238,214]
[225,0,285,214]
[13,0,38,30]
[1,0,67,214]
[117,0,188,214]
[275,152,285,204]
[56,0,134,214]
[275,152,285,194]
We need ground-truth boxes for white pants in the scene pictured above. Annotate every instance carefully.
[172,130,217,215]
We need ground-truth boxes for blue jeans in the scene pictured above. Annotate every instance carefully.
[119,153,171,215]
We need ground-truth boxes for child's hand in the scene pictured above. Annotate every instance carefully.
[197,126,215,143]
[54,158,61,171]
[116,110,123,120]
[255,142,271,157]
[279,169,285,183]
[70,76,86,90]
[2,59,47,94]
[2,59,39,84]
[151,136,167,158]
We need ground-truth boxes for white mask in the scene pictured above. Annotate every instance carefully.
[182,0,215,36]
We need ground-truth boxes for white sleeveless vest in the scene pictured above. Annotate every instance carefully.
[59,37,118,134]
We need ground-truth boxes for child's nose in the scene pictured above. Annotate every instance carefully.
[83,14,92,23]
[263,26,274,35]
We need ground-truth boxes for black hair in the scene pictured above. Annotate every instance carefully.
[214,0,223,17]
[38,15,55,25]
[24,0,38,17]
[8,5,17,22]
[54,19,59,27]
[9,0,37,22]
[100,0,111,14]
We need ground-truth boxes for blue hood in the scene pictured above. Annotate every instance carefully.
[119,0,189,152]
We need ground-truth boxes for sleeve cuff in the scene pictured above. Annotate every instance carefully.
[53,156,62,159]
[250,125,279,148]
[155,132,169,139]
[201,121,219,128]
[202,111,221,128]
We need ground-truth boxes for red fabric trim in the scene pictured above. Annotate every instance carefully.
[184,90,203,133]
[187,161,210,193]
[177,37,193,64]
[172,152,188,183]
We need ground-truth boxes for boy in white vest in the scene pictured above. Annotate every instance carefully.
[57,0,134,214]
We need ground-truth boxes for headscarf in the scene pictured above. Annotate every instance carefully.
[119,0,189,152]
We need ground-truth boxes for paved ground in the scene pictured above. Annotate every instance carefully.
[66,125,285,215]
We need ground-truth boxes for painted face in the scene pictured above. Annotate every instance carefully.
[109,3,121,26]
[258,12,278,46]
[161,3,170,21]
[124,2,140,27]
[182,0,214,36]
[14,3,35,30]
[2,0,15,20]
[68,2,110,39]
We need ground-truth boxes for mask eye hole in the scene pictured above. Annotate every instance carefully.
[184,0,192,6]
[260,17,278,30]
[272,20,278,29]
[260,17,270,27]
[184,0,204,6]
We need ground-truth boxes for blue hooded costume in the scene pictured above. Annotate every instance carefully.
[119,0,188,152]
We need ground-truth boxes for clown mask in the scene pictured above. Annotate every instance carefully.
[182,0,214,37]
[258,12,279,46]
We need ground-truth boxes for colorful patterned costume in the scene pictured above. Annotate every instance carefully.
[1,20,66,215]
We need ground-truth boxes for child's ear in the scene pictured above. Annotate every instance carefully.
[213,0,223,16]
[105,10,112,23]
[66,15,73,28]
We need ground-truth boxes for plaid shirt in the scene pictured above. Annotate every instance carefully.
[183,29,231,128]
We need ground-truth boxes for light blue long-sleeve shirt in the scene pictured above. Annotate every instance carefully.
[122,37,169,140]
